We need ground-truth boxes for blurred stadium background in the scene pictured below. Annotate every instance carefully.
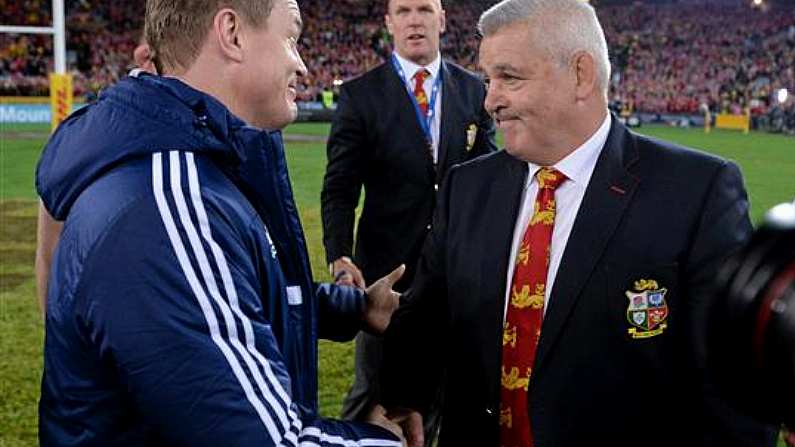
[1,0,794,446]
[1,0,794,129]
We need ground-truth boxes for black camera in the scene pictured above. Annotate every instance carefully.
[708,202,795,428]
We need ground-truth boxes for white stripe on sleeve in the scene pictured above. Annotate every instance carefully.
[157,151,402,447]
[152,152,287,444]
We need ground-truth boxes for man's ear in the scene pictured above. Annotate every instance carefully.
[571,50,598,101]
[214,8,244,63]
[385,13,395,37]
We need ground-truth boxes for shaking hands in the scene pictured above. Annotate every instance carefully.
[332,257,404,335]
[366,405,424,447]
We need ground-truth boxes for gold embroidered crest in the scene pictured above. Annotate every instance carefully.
[626,278,669,339]
[501,366,531,391]
[500,406,513,428]
[503,323,517,348]
[530,201,556,226]
[511,284,545,309]
[516,241,530,266]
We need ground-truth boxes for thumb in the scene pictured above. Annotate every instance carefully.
[370,404,387,418]
[383,264,406,288]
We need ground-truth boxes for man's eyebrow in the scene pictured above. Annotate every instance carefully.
[492,63,519,73]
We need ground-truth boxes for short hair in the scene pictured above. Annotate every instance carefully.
[145,0,274,74]
[478,0,610,94]
[385,0,444,14]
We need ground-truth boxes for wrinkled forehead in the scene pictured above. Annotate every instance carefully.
[478,24,542,72]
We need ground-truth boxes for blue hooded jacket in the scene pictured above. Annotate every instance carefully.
[36,72,399,446]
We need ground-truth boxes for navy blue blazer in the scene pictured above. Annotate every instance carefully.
[382,118,777,446]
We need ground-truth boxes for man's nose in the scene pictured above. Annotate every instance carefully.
[484,81,502,116]
[295,51,308,77]
[407,10,423,27]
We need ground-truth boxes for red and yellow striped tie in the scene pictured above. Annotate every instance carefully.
[500,167,567,447]
[413,68,430,115]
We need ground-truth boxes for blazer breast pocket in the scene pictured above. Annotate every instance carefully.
[607,263,679,342]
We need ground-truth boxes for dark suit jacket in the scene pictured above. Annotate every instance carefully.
[382,118,777,446]
[321,60,497,290]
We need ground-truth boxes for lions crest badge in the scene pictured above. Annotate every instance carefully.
[625,279,669,339]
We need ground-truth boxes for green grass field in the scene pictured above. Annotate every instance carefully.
[1,122,792,446]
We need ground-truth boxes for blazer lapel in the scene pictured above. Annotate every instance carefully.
[534,118,641,371]
[436,61,460,181]
[479,152,529,402]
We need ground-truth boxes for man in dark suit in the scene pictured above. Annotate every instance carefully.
[320,0,497,439]
[381,0,778,446]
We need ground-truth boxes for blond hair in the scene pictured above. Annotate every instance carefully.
[145,0,274,73]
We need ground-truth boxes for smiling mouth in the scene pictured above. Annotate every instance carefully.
[496,117,516,127]
[407,34,426,42]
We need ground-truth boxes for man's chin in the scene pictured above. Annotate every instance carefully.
[503,142,527,161]
[267,105,298,131]
[503,144,518,157]
[400,47,435,65]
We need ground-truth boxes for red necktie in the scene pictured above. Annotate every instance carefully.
[500,167,567,447]
[413,68,430,115]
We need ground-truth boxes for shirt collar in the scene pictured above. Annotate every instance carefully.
[393,51,442,81]
[527,113,612,187]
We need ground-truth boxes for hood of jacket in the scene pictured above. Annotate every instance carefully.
[36,71,273,220]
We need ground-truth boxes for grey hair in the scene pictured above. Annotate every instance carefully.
[478,0,610,95]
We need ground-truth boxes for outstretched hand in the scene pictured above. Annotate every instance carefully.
[366,404,406,446]
[363,264,405,334]
[332,256,366,289]
[386,407,424,447]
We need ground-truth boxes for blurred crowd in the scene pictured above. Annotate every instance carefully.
[1,1,142,99]
[1,0,794,133]
[272,0,485,101]
[0,0,486,101]
[603,1,795,134]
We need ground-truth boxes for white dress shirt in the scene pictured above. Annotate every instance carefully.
[393,51,443,163]
[503,114,612,319]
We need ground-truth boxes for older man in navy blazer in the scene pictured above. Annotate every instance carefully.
[381,0,778,446]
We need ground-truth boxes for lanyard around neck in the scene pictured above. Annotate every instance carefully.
[391,53,443,145]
